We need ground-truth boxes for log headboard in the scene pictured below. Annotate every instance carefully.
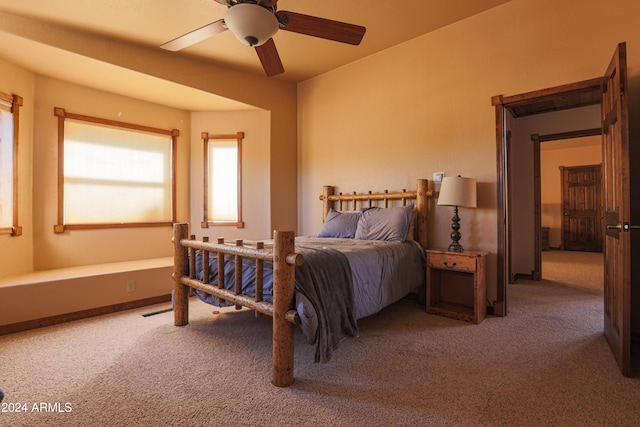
[319,179,432,250]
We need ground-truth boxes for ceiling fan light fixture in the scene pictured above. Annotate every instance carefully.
[224,3,279,47]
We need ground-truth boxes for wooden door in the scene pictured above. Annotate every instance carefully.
[602,42,631,376]
[561,164,602,252]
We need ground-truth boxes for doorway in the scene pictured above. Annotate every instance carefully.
[531,131,603,281]
[491,78,602,316]
[538,135,604,294]
[492,43,634,377]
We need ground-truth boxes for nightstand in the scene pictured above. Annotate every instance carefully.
[425,249,489,324]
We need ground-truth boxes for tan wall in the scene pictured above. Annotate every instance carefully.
[297,0,640,304]
[0,56,35,277]
[541,138,602,249]
[190,110,272,241]
[31,76,191,270]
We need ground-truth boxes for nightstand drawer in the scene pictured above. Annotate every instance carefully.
[427,253,476,273]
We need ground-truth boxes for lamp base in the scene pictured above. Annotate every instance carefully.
[448,242,464,252]
[447,205,464,252]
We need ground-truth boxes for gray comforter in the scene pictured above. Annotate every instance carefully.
[193,237,425,363]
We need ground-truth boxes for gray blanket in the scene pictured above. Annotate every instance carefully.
[294,245,359,363]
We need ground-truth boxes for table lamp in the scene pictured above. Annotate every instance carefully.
[437,176,477,252]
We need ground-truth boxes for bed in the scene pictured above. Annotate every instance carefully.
[172,179,432,386]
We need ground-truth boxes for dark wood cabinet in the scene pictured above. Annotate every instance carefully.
[541,227,550,251]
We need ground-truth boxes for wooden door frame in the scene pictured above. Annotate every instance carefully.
[492,78,601,316]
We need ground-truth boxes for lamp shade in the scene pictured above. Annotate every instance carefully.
[437,176,477,208]
[224,3,279,47]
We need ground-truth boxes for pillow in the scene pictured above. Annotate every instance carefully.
[317,209,361,238]
[355,204,415,242]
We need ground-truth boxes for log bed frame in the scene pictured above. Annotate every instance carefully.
[172,179,432,387]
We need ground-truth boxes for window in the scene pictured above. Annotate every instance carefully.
[202,132,244,228]
[54,107,179,233]
[0,91,22,236]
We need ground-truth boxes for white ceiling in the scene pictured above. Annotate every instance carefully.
[0,0,511,111]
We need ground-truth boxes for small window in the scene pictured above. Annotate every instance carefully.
[54,108,179,233]
[202,132,244,228]
[0,91,22,236]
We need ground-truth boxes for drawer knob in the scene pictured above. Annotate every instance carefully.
[443,262,457,269]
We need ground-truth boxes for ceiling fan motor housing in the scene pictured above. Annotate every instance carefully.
[224,3,279,47]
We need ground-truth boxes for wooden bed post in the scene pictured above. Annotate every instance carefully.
[272,230,296,387]
[173,223,190,326]
[416,179,430,250]
[322,185,335,222]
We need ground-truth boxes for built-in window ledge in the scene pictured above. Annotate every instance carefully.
[0,257,173,287]
[0,257,174,336]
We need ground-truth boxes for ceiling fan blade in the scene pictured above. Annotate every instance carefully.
[255,38,284,76]
[275,11,366,45]
[160,19,227,51]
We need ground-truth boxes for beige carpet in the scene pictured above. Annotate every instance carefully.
[1,251,638,427]
[541,249,604,292]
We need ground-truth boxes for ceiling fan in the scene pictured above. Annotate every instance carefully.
[160,0,366,77]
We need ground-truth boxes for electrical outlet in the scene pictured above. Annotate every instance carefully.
[126,280,136,292]
[433,172,445,184]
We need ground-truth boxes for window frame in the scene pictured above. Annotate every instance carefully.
[0,91,22,237]
[54,107,179,233]
[201,131,244,229]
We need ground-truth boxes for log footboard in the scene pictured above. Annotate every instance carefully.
[172,223,303,387]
